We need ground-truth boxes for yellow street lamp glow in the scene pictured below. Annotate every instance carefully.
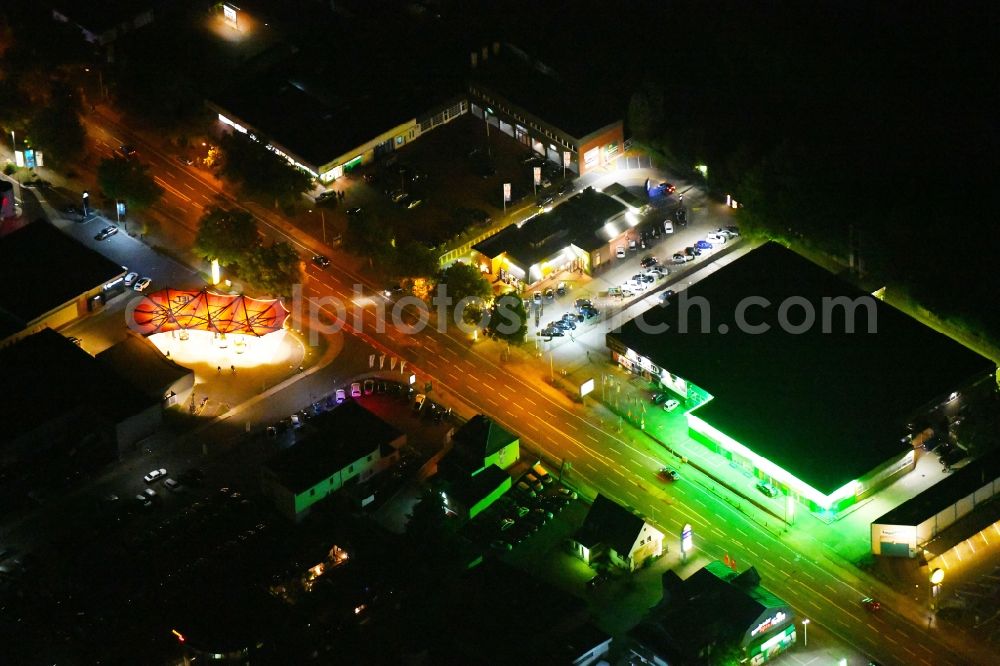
[930,568,944,585]
[211,258,221,285]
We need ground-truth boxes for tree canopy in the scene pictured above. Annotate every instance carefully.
[487,292,528,344]
[436,261,492,325]
[217,131,312,205]
[242,242,302,297]
[25,84,85,166]
[96,157,163,212]
[193,207,261,267]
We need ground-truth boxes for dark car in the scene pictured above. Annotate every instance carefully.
[312,255,331,269]
[119,144,137,158]
[557,180,575,195]
[555,318,576,331]
[755,481,779,498]
[640,255,658,268]
[544,288,555,300]
[581,306,599,319]
[574,298,593,310]
[587,574,608,590]
[686,246,701,257]
[541,326,564,338]
[658,182,676,194]
[652,392,669,405]
[861,597,881,612]
[658,467,680,481]
[537,194,555,208]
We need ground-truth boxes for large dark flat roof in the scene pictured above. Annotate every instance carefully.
[473,187,625,268]
[0,221,124,327]
[875,446,1000,527]
[0,329,151,444]
[610,242,996,495]
[470,43,622,139]
[51,0,158,34]
[210,52,461,169]
[263,401,402,494]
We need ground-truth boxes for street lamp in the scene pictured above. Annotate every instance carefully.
[82,190,90,217]
[930,568,944,610]
[801,618,810,647]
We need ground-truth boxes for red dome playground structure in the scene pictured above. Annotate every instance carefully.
[130,288,289,337]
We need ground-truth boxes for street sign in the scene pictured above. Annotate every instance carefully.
[533,166,541,185]
[503,183,511,202]
[563,151,571,167]
[579,378,595,397]
[681,523,693,553]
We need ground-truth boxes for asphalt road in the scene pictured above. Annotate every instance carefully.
[65,110,989,665]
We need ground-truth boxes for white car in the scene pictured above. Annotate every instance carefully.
[664,221,674,233]
[335,388,346,403]
[706,233,728,245]
[124,271,139,286]
[143,468,167,483]
[663,399,681,412]
[133,277,152,292]
[672,253,692,264]
[616,246,626,259]
[351,382,362,398]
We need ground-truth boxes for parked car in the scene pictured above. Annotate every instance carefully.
[531,463,553,484]
[556,282,567,296]
[524,473,544,492]
[133,277,152,292]
[94,226,119,241]
[616,246,626,259]
[587,574,609,590]
[663,399,681,412]
[672,253,692,264]
[575,298,593,311]
[544,288,555,300]
[686,246,701,257]
[312,255,331,268]
[351,382,362,398]
[407,198,423,209]
[557,180,575,195]
[628,239,638,252]
[695,240,713,250]
[316,190,338,204]
[491,539,513,552]
[755,481,779,498]
[124,271,139,286]
[499,518,515,531]
[390,190,408,203]
[658,182,676,194]
[581,306,599,318]
[164,478,181,491]
[652,392,669,405]
[541,326,564,338]
[706,233,728,245]
[664,220,674,233]
[143,468,167,483]
[363,379,375,395]
[336,388,346,403]
[557,487,578,499]
[640,255,658,268]
[724,225,740,236]
[515,481,537,498]
[532,292,543,305]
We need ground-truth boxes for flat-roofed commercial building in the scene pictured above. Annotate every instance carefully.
[607,242,996,516]
[208,54,467,182]
[471,187,630,288]
[0,221,126,346]
[467,43,624,175]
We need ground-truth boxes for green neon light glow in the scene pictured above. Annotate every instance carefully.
[687,411,856,510]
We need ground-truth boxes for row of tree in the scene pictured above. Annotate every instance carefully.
[193,207,302,296]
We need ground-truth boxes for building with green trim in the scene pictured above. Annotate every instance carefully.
[628,562,796,665]
[444,464,512,520]
[448,414,520,476]
[261,401,404,521]
[607,242,996,516]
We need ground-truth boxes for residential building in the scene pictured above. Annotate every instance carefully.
[629,562,796,665]
[447,414,520,476]
[443,464,511,520]
[96,330,194,409]
[607,242,997,516]
[571,494,664,571]
[261,401,404,521]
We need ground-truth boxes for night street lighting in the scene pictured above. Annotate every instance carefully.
[801,618,810,647]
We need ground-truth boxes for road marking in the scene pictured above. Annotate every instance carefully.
[183,182,195,191]
[610,467,626,478]
[883,634,897,645]
[585,433,599,443]
[523,396,537,406]
[153,177,192,203]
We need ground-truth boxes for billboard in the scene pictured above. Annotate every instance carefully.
[580,378,595,397]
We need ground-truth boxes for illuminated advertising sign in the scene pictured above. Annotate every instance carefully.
[533,166,541,185]
[223,4,238,24]
[580,378,595,397]
[751,611,787,637]
[563,151,571,167]
[503,183,511,202]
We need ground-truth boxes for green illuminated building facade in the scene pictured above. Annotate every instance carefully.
[608,242,996,517]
